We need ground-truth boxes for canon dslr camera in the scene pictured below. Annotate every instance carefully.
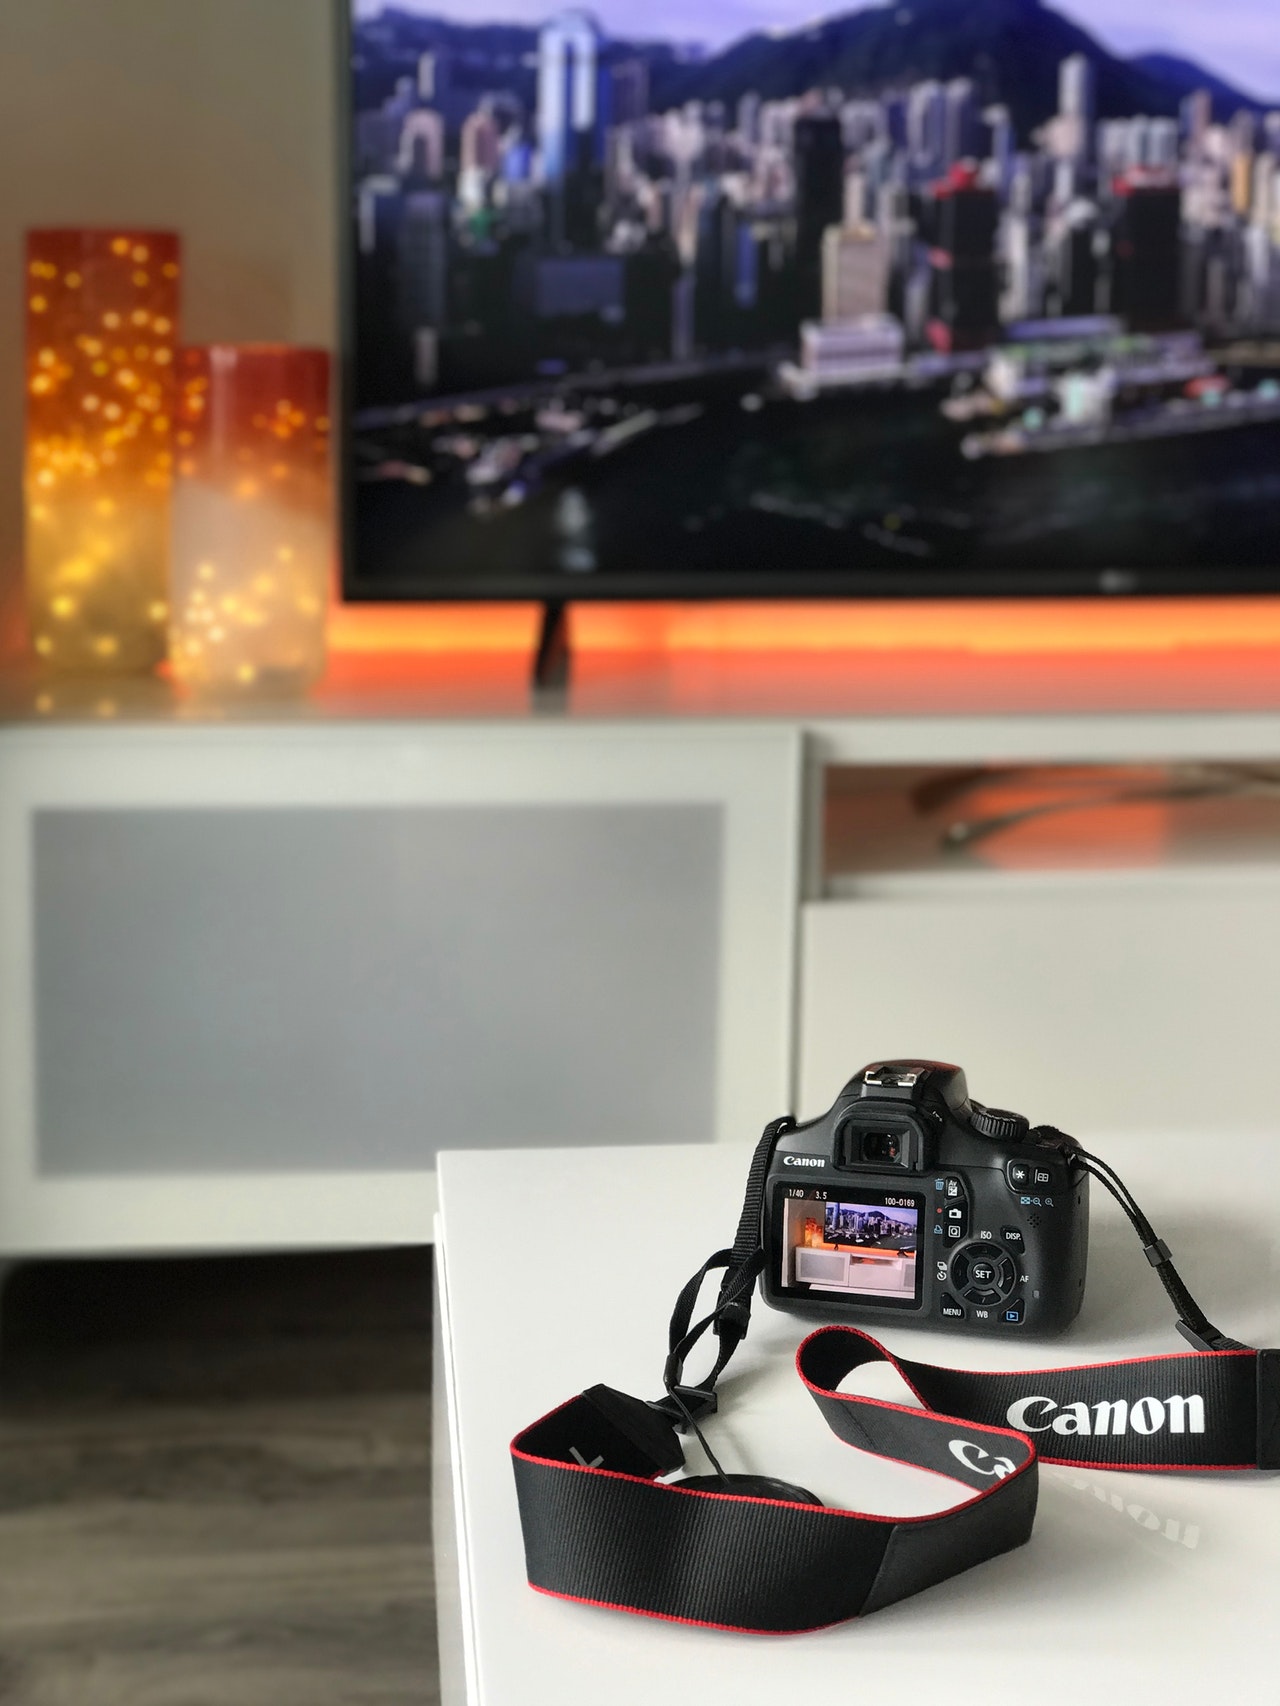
[763,1060,1088,1333]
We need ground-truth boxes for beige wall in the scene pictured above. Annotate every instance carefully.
[0,0,339,650]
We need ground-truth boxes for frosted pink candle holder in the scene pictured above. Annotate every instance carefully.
[171,344,332,694]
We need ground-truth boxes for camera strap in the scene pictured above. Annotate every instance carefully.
[510,1119,1280,1634]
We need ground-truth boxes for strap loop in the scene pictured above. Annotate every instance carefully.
[512,1325,1039,1633]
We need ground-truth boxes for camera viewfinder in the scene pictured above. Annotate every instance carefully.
[837,1119,924,1172]
[860,1129,906,1164]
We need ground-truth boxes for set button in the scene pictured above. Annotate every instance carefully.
[950,1243,1019,1306]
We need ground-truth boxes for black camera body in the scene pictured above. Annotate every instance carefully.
[762,1061,1089,1335]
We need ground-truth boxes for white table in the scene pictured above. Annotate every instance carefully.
[433,1136,1280,1704]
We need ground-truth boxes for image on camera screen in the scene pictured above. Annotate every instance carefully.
[779,1189,920,1302]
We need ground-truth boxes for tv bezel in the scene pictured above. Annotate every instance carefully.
[335,0,1280,605]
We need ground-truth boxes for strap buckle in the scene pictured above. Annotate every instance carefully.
[649,1384,719,1432]
[713,1296,752,1344]
[1176,1319,1245,1353]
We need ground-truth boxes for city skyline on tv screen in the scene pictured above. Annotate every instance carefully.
[347,0,1280,597]
[353,0,1280,99]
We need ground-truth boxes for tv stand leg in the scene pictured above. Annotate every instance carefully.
[532,599,570,704]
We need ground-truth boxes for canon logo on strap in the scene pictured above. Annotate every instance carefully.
[948,1439,1018,1478]
[1006,1394,1206,1438]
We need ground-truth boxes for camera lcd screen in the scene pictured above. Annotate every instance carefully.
[774,1185,923,1309]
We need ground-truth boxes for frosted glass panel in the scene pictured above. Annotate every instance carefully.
[34,804,721,1174]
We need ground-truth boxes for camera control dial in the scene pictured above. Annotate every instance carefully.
[950,1242,1019,1306]
[969,1102,1030,1142]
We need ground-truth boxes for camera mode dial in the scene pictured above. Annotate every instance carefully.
[970,1102,1029,1143]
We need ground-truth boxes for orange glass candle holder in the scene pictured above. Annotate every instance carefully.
[171,345,332,694]
[24,229,180,673]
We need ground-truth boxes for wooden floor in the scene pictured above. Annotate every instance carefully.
[0,1250,439,1706]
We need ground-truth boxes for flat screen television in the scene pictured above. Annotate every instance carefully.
[342,0,1280,600]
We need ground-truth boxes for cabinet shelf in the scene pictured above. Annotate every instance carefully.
[823,760,1280,892]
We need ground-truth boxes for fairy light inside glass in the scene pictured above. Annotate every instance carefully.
[24,229,180,674]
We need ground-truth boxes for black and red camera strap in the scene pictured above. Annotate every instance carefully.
[510,1119,1280,1634]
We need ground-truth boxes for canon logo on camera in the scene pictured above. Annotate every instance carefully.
[783,1154,826,1168]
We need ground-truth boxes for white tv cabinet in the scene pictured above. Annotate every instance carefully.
[2,669,1279,1256]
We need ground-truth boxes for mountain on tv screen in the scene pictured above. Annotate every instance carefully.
[345,0,1280,598]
